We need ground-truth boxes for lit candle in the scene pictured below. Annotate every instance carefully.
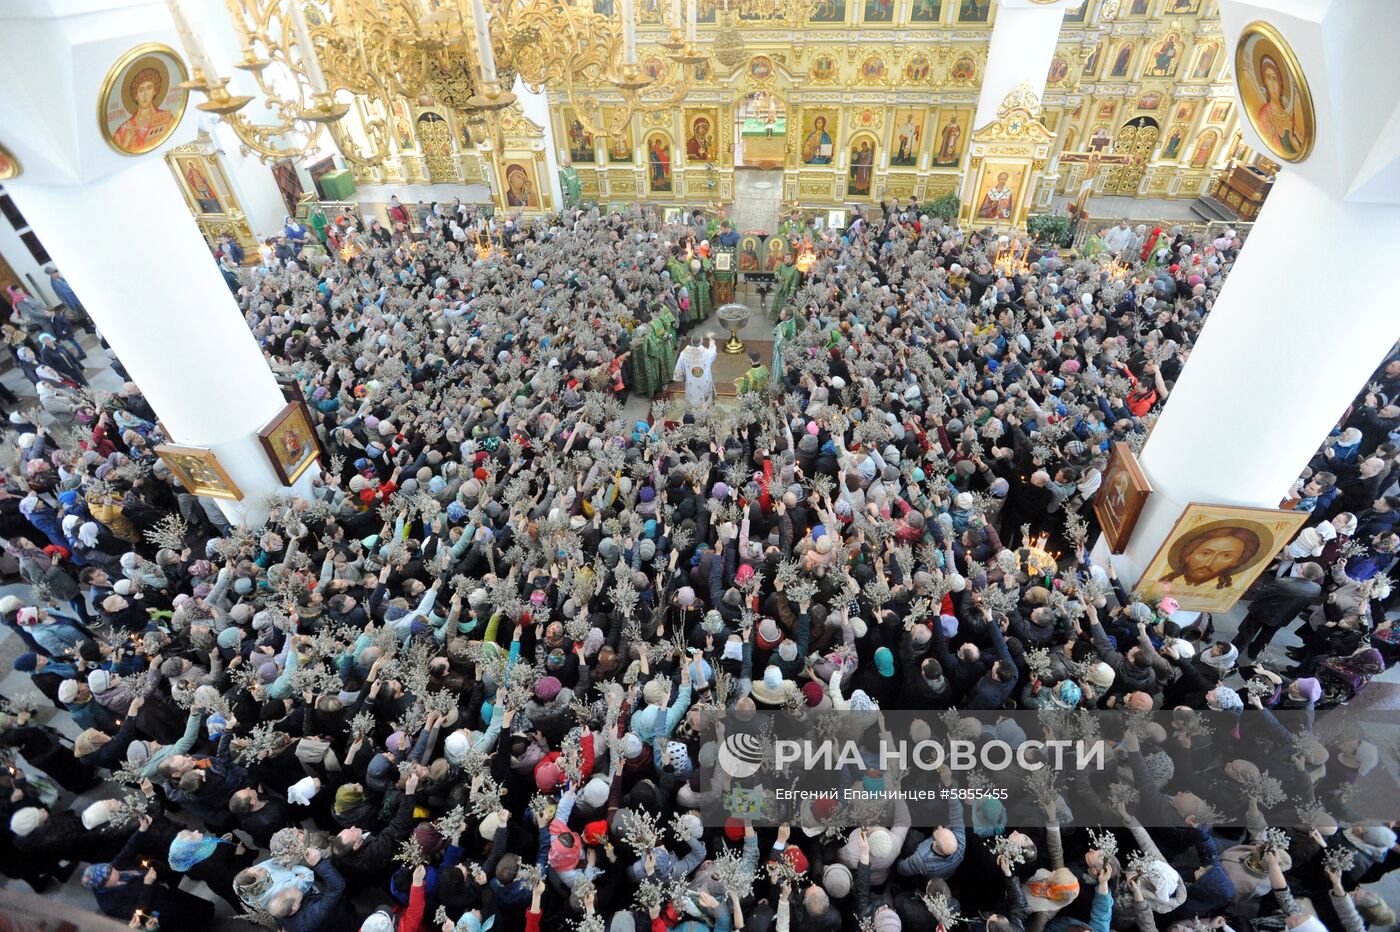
[166,0,217,78]
[686,0,696,41]
[287,0,329,93]
[619,0,637,65]
[470,0,498,85]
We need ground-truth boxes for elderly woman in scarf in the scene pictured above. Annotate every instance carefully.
[167,827,256,910]
[82,818,216,929]
[17,493,68,550]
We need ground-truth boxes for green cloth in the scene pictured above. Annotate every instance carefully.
[559,167,582,211]
[667,258,697,327]
[735,363,770,396]
[309,210,328,244]
[631,314,678,398]
[772,315,797,387]
[770,261,801,320]
[1081,233,1105,259]
[691,259,714,323]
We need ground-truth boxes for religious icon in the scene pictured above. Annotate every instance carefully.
[974,163,1023,222]
[859,56,886,82]
[1135,91,1162,111]
[685,109,718,163]
[1191,42,1218,79]
[749,56,774,80]
[810,0,846,21]
[593,0,614,13]
[1046,57,1069,84]
[258,401,321,486]
[1097,100,1117,121]
[1190,131,1218,169]
[392,99,415,150]
[1135,503,1309,613]
[904,55,931,82]
[605,107,634,163]
[890,109,925,167]
[1128,0,1149,13]
[1208,101,1230,123]
[175,157,222,214]
[1165,0,1201,11]
[0,143,20,181]
[502,161,538,208]
[1236,21,1315,162]
[1094,443,1152,553]
[931,110,966,167]
[738,234,761,272]
[1161,127,1185,160]
[764,236,787,271]
[810,54,838,82]
[1145,34,1181,77]
[1083,42,1102,76]
[958,0,989,22]
[646,133,672,192]
[863,0,893,22]
[563,108,596,163]
[827,209,847,229]
[643,56,666,81]
[1174,100,1197,122]
[715,250,733,272]
[910,0,941,21]
[848,136,876,197]
[1109,43,1134,78]
[99,44,189,156]
[155,444,243,500]
[800,111,837,164]
[949,56,976,82]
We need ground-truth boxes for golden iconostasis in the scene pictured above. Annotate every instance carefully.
[315,0,1250,216]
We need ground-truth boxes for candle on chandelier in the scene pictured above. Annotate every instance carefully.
[166,0,218,78]
[286,0,329,93]
[619,0,638,65]
[470,0,498,85]
[686,0,697,41]
[670,0,681,31]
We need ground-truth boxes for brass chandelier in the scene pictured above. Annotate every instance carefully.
[164,0,711,164]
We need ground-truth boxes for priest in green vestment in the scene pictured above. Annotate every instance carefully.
[734,352,770,396]
[771,309,798,388]
[559,157,582,211]
[770,254,802,320]
[690,256,714,324]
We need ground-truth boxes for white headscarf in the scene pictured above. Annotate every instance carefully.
[78,522,101,547]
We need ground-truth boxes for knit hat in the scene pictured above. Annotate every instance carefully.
[10,807,44,837]
[1208,686,1243,711]
[1143,751,1175,787]
[1292,677,1322,702]
[823,862,853,898]
[535,676,562,701]
[361,912,395,932]
[81,863,113,890]
[750,665,788,705]
[1024,867,1081,913]
[535,760,563,792]
[57,679,80,704]
[756,617,782,649]
[874,647,895,677]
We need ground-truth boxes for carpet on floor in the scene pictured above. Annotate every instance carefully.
[660,339,774,399]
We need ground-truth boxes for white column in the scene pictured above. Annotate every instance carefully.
[1097,170,1400,588]
[513,76,564,210]
[6,157,318,526]
[972,0,1075,130]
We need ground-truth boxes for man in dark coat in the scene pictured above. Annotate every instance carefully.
[1232,562,1325,660]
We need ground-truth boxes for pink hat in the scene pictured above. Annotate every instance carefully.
[802,682,825,707]
[1061,359,1081,374]
[548,832,581,872]
[534,760,563,792]
[1293,677,1322,702]
[807,421,820,435]
[736,564,754,585]
[535,676,562,701]
[1158,597,1179,616]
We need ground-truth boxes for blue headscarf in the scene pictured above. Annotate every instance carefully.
[168,834,226,872]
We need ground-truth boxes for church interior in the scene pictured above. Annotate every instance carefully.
[0,0,1399,929]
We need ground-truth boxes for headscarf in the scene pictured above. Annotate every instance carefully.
[79,522,101,547]
[168,833,226,872]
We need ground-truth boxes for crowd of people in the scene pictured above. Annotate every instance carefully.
[0,193,1396,932]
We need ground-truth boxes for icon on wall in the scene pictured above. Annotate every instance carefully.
[99,43,189,156]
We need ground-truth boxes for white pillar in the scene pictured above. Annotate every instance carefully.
[6,157,318,526]
[972,0,1077,130]
[513,75,564,210]
[1099,170,1400,587]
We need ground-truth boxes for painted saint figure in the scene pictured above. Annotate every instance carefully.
[801,116,834,164]
[113,67,176,153]
[977,171,1015,221]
